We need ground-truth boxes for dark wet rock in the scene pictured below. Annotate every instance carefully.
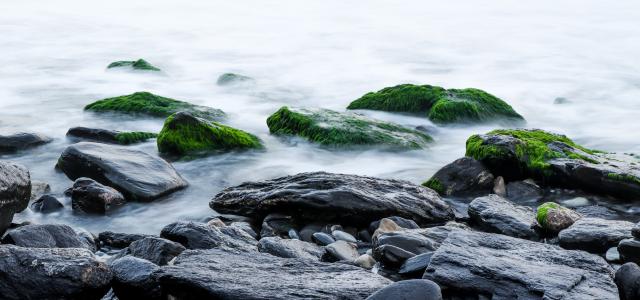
[358,229,372,243]
[67,127,157,145]
[98,231,153,249]
[109,256,161,300]
[108,58,160,71]
[117,237,186,266]
[535,202,581,233]
[375,222,469,256]
[422,157,494,197]
[30,194,63,213]
[366,279,442,300]
[70,177,125,214]
[619,238,640,265]
[369,216,419,233]
[0,161,30,235]
[332,230,357,242]
[260,213,294,238]
[312,232,335,246]
[373,244,416,267]
[423,230,618,299]
[216,73,254,86]
[325,240,359,262]
[399,252,433,276]
[1,223,94,251]
[160,221,257,251]
[57,142,188,201]
[229,221,257,239]
[615,262,640,300]
[575,205,619,219]
[506,179,543,201]
[0,245,112,300]
[0,132,52,153]
[30,180,51,200]
[299,224,322,242]
[633,222,640,239]
[468,194,538,239]
[155,248,391,299]
[211,171,454,227]
[558,217,634,253]
[258,236,324,260]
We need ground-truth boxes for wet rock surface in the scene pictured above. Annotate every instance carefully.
[468,194,538,239]
[1,223,95,251]
[422,157,494,197]
[98,231,153,249]
[615,263,640,300]
[0,161,30,235]
[258,236,324,260]
[366,279,442,300]
[558,217,634,253]
[30,194,64,213]
[109,256,162,300]
[0,132,52,153]
[114,237,186,265]
[70,177,125,214]
[160,221,257,251]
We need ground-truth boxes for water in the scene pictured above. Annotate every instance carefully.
[1,0,639,233]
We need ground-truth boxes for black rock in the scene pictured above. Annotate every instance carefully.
[2,224,95,251]
[0,245,112,300]
[374,223,469,256]
[398,252,434,276]
[619,238,640,265]
[153,248,391,299]
[30,194,63,213]
[98,231,153,249]
[109,256,161,300]
[160,221,257,251]
[615,263,640,300]
[505,179,543,201]
[373,244,416,267]
[0,161,30,235]
[0,132,52,153]
[632,222,640,239]
[70,177,125,214]
[312,232,335,246]
[229,221,257,239]
[558,217,634,253]
[117,237,186,265]
[67,127,121,143]
[299,224,323,242]
[260,213,295,238]
[422,157,494,197]
[57,142,188,201]
[258,236,324,260]
[369,216,419,233]
[211,171,454,227]
[366,279,442,300]
[468,194,538,239]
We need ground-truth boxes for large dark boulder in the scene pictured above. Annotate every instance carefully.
[57,142,188,201]
[109,256,162,300]
[0,245,112,300]
[615,263,640,300]
[66,127,157,145]
[70,177,125,214]
[366,279,442,300]
[423,231,618,299]
[422,157,494,197]
[0,161,30,235]
[558,217,634,253]
[468,194,538,239]
[257,236,324,260]
[153,248,391,299]
[211,172,454,227]
[0,132,52,153]
[160,221,257,251]
[2,224,95,251]
[115,237,186,265]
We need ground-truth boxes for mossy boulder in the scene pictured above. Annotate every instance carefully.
[67,127,156,145]
[536,202,581,233]
[465,128,640,199]
[107,59,160,71]
[216,73,253,86]
[266,106,433,150]
[347,84,523,124]
[157,112,263,157]
[85,92,225,120]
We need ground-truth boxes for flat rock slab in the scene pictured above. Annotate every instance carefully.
[423,231,618,299]
[2,224,94,251]
[57,142,188,201]
[258,236,324,260]
[211,171,454,226]
[468,194,538,239]
[0,132,52,153]
[559,217,634,253]
[154,248,392,300]
[160,221,257,251]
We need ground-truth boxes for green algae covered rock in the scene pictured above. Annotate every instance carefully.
[216,73,253,86]
[85,92,225,120]
[347,84,523,124]
[114,132,157,145]
[266,106,433,150]
[107,59,160,71]
[157,112,262,157]
[66,127,156,145]
[536,202,581,233]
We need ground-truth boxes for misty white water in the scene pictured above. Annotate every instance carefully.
[1,0,639,233]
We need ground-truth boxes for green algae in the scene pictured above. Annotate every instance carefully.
[107,59,160,71]
[114,131,157,145]
[607,173,640,185]
[422,178,444,194]
[216,73,253,86]
[347,84,445,113]
[536,202,560,228]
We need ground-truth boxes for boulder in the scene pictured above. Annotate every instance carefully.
[468,194,538,239]
[0,161,30,235]
[423,231,618,299]
[558,217,634,253]
[266,106,433,150]
[0,245,112,300]
[154,248,391,299]
[57,142,188,201]
[70,177,125,214]
[157,111,263,157]
[505,179,543,200]
[615,263,640,300]
[1,224,95,251]
[619,239,640,265]
[211,172,454,227]
[374,222,469,256]
[535,202,581,232]
[216,73,253,85]
[30,194,63,213]
[116,237,186,265]
[366,279,442,300]
[160,221,257,251]
[67,127,157,145]
[354,254,376,269]
[347,83,523,124]
[109,256,162,300]
[85,91,225,120]
[422,157,494,197]
[257,236,324,260]
[0,132,52,153]
[107,58,160,71]
[98,231,153,249]
[466,129,640,199]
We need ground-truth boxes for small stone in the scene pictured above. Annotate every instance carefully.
[258,236,324,260]
[98,231,152,249]
[332,230,357,243]
[299,224,323,242]
[288,228,300,240]
[206,218,226,228]
[632,222,640,239]
[312,232,335,246]
[354,254,376,269]
[373,244,416,267]
[358,229,372,243]
[30,181,51,201]
[493,176,506,197]
[366,279,442,300]
[536,202,581,233]
[109,256,162,300]
[399,252,434,275]
[606,246,621,263]
[372,218,402,241]
[30,195,63,213]
[70,177,125,214]
[325,240,359,262]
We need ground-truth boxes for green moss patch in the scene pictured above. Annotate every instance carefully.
[607,173,640,185]
[266,106,432,150]
[157,112,263,157]
[347,84,445,113]
[536,202,560,227]
[217,73,253,86]
[85,92,225,120]
[422,178,444,194]
[107,59,160,71]
[114,131,157,145]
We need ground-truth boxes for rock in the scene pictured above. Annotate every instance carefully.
[506,179,543,200]
[0,161,30,235]
[1,223,95,251]
[160,221,257,251]
[266,106,433,150]
[57,142,188,201]
[423,230,618,299]
[211,171,454,227]
[109,256,161,300]
[354,254,376,269]
[299,224,322,242]
[347,83,523,124]
[216,73,253,85]
[157,111,263,157]
[607,246,622,262]
[370,216,419,232]
[373,244,416,267]
[633,222,640,239]
[375,222,469,256]
[30,180,51,200]
[399,252,433,276]
[0,245,112,300]
[258,236,324,260]
[260,213,295,238]
[0,132,52,153]
[85,91,225,120]
[422,157,494,197]
[466,128,640,199]
[619,238,640,265]
[468,194,538,239]
[493,176,506,197]
[67,127,157,145]
[154,248,391,299]
[30,194,63,213]
[312,232,335,246]
[536,202,581,232]
[70,177,125,214]
[561,196,590,208]
[229,221,257,239]
[366,279,442,300]
[117,237,186,265]
[98,231,153,249]
[372,218,402,241]
[358,229,372,243]
[615,263,640,300]
[288,228,300,239]
[559,217,634,253]
[325,240,359,262]
[332,230,357,242]
[107,58,160,71]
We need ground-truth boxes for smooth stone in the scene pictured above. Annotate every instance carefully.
[468,194,538,240]
[373,244,416,267]
[561,197,590,208]
[537,202,582,233]
[0,132,52,153]
[332,230,357,242]
[358,229,372,243]
[369,216,419,233]
[399,252,434,275]
[116,237,186,266]
[354,254,376,269]
[109,256,161,300]
[0,161,30,235]
[493,176,506,197]
[287,228,300,239]
[606,246,622,263]
[258,236,324,260]
[299,224,323,242]
[230,221,257,239]
[70,177,125,214]
[559,217,634,253]
[618,238,640,265]
[372,218,402,241]
[366,279,442,300]
[325,240,359,262]
[30,194,63,213]
[98,231,153,249]
[2,224,95,251]
[375,222,470,256]
[422,157,494,198]
[615,263,640,300]
[160,221,257,251]
[505,179,543,201]
[312,232,335,246]
[30,180,51,200]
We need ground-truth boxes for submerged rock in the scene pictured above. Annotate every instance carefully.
[216,73,253,85]
[0,161,30,235]
[157,111,262,157]
[85,91,225,120]
[109,256,162,300]
[211,171,454,227]
[67,126,157,145]
[535,202,581,233]
[558,217,634,253]
[423,230,618,299]
[257,236,324,260]
[468,194,538,239]
[154,248,391,299]
[1,224,95,251]
[0,132,52,153]
[108,58,160,71]
[266,106,433,150]
[422,157,494,197]
[30,194,64,213]
[70,177,125,214]
[57,142,188,201]
[366,279,442,300]
[160,221,257,251]
[347,83,523,124]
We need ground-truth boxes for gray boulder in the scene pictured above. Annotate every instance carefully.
[30,194,63,213]
[1,224,95,251]
[115,237,186,265]
[109,256,161,300]
[70,177,125,214]
[468,194,538,239]
[558,217,634,253]
[160,221,257,251]
[0,161,30,235]
[422,157,494,197]
[0,132,52,153]
[258,236,324,260]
